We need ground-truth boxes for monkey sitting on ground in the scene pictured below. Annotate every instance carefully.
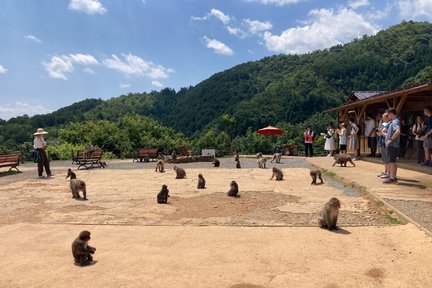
[332,154,355,167]
[72,230,96,266]
[173,165,186,179]
[257,157,267,168]
[197,173,206,189]
[310,169,324,185]
[157,184,170,204]
[236,159,241,169]
[155,159,165,173]
[227,180,239,197]
[271,153,282,163]
[270,167,283,181]
[66,168,87,200]
[318,197,341,231]
[256,152,263,159]
[99,161,107,168]
[213,158,220,167]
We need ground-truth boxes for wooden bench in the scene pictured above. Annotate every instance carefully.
[75,149,103,169]
[72,150,85,164]
[0,153,22,172]
[133,148,159,162]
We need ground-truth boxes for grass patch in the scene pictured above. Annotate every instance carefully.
[375,200,384,208]
[386,214,403,225]
[323,170,336,177]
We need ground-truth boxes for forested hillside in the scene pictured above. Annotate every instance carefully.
[1,21,432,157]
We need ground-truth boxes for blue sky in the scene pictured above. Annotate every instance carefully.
[0,0,431,120]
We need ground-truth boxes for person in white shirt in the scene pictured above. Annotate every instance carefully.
[364,113,377,157]
[33,128,52,178]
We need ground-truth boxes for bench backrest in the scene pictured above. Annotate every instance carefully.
[0,154,21,163]
[90,149,103,159]
[138,148,158,156]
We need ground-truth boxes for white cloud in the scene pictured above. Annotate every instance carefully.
[227,26,247,38]
[201,36,234,56]
[348,0,369,9]
[243,19,273,34]
[243,0,306,6]
[0,65,7,74]
[191,9,231,24]
[103,54,173,80]
[43,53,98,80]
[68,0,107,15]
[120,83,130,88]
[24,34,42,43]
[83,67,96,74]
[398,0,432,20]
[152,80,163,87]
[263,8,380,54]
[0,102,52,120]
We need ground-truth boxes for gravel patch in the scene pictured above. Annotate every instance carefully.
[383,199,432,233]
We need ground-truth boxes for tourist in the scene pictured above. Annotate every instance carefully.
[383,108,400,184]
[411,115,425,164]
[422,106,432,166]
[376,113,390,178]
[348,118,360,160]
[323,122,335,156]
[336,122,347,154]
[303,125,314,157]
[398,118,410,159]
[33,128,52,178]
[364,113,377,157]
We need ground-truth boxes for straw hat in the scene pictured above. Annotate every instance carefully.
[34,128,48,135]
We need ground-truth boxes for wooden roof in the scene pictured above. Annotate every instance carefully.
[325,79,432,113]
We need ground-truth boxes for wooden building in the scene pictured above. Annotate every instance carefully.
[324,79,432,157]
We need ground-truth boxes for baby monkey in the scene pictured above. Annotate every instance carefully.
[310,169,324,185]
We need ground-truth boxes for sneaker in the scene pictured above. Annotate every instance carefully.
[383,178,398,184]
[352,157,357,161]
[380,174,390,179]
[377,172,386,177]
[38,175,45,179]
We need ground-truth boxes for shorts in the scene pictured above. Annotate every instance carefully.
[368,137,377,148]
[339,144,347,151]
[381,146,388,163]
[384,146,399,163]
[423,137,432,149]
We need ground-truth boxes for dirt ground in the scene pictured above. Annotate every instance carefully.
[0,158,431,287]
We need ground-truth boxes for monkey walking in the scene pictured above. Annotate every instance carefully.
[310,169,324,185]
[332,154,355,167]
[271,153,282,163]
[155,159,165,173]
[157,185,170,204]
[257,158,267,168]
[72,230,96,266]
[227,180,239,197]
[173,165,186,179]
[270,167,283,181]
[318,197,341,231]
[197,173,206,189]
[99,161,107,168]
[213,158,220,167]
[66,168,87,200]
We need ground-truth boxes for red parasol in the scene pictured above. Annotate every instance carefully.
[256,125,284,136]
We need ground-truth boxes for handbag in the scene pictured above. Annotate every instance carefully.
[32,150,41,163]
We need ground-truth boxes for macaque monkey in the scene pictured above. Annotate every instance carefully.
[155,159,165,173]
[157,185,170,204]
[173,165,186,179]
[332,154,355,167]
[227,180,239,197]
[197,173,206,189]
[318,197,341,231]
[72,230,96,266]
[66,168,87,200]
[270,167,283,181]
[310,169,323,185]
[213,158,220,167]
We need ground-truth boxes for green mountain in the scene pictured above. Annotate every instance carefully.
[2,21,432,154]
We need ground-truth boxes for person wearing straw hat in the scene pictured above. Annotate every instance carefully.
[33,128,52,178]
